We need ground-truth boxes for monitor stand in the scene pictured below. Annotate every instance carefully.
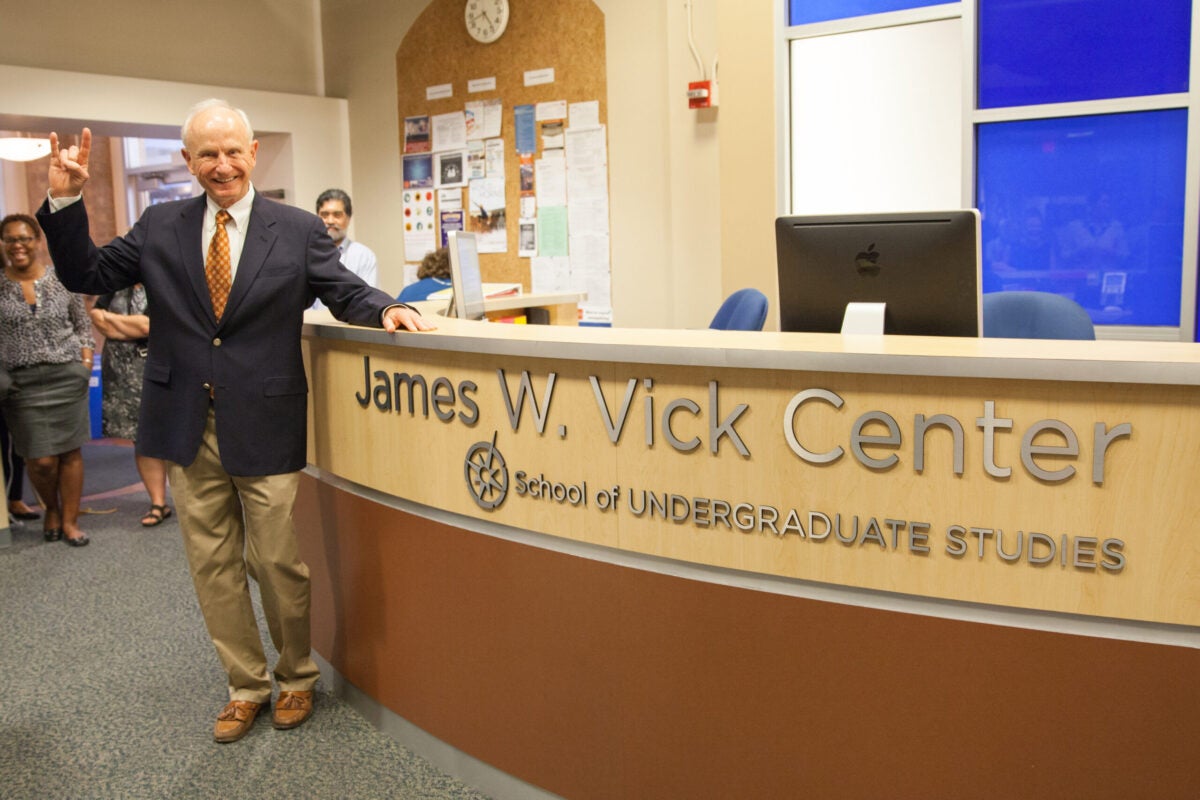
[841,302,886,335]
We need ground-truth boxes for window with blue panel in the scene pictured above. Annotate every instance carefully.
[976,110,1187,328]
[978,0,1191,108]
[789,0,950,26]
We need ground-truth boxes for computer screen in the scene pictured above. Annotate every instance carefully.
[775,210,981,336]
[447,230,487,321]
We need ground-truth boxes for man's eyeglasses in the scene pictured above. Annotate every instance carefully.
[2,236,35,246]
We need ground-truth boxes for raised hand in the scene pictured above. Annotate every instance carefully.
[48,128,92,198]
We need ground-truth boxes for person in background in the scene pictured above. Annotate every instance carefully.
[2,411,40,522]
[40,100,432,743]
[310,188,377,311]
[89,285,171,527]
[0,213,93,546]
[1,234,44,526]
[397,247,451,302]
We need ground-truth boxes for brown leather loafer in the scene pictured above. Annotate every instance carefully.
[272,690,314,730]
[213,700,263,743]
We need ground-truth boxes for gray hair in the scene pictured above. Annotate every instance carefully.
[181,99,255,149]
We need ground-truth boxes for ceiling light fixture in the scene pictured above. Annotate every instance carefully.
[0,137,51,162]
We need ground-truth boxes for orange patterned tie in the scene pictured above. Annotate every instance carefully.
[205,209,233,319]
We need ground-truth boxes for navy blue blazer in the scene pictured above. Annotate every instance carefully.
[39,193,394,476]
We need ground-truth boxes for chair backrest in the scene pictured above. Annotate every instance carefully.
[982,291,1096,340]
[709,288,769,331]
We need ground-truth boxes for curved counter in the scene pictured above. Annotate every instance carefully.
[298,315,1200,799]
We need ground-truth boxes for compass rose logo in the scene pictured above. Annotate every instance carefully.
[464,432,509,510]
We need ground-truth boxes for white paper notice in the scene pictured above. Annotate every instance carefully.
[467,141,487,180]
[535,150,567,207]
[536,100,568,122]
[567,161,609,228]
[484,138,505,177]
[524,68,555,86]
[438,187,463,211]
[569,232,610,304]
[467,77,497,93]
[519,219,537,257]
[566,127,610,236]
[581,306,613,325]
[570,253,609,312]
[569,100,601,130]
[519,195,537,219]
[431,111,467,152]
[531,256,571,293]
[465,98,503,140]
[566,126,608,168]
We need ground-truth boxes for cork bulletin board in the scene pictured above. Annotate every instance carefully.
[395,0,607,291]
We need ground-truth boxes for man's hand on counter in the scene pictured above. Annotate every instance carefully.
[383,304,437,333]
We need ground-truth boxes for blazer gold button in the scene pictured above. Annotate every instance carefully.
[213,337,222,346]
[202,382,212,392]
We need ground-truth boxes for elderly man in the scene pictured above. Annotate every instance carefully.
[38,99,434,743]
[311,188,377,311]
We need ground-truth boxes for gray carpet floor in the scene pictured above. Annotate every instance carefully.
[0,442,493,800]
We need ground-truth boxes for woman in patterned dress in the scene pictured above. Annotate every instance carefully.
[90,285,171,526]
[0,213,93,546]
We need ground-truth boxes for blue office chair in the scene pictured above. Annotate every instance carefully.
[982,291,1096,340]
[709,288,769,331]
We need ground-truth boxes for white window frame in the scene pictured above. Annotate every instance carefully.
[778,0,1200,341]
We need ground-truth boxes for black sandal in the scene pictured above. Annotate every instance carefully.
[10,505,40,521]
[141,504,173,527]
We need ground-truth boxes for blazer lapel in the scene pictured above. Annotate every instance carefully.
[220,193,278,324]
[174,197,214,323]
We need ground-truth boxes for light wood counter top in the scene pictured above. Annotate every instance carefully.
[306,310,1200,386]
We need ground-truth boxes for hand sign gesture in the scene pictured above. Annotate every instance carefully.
[48,128,92,198]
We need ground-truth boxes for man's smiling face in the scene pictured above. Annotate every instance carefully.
[182,107,258,208]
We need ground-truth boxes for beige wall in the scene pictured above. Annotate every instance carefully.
[0,0,778,329]
[0,0,325,96]
[320,0,776,327]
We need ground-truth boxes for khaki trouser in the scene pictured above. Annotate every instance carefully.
[167,407,319,703]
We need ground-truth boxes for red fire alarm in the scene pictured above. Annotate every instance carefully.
[688,80,718,110]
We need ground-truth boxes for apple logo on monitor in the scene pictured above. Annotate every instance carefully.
[855,243,881,277]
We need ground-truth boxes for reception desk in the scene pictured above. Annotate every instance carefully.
[298,317,1200,799]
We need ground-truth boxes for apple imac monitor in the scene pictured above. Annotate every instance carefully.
[447,230,487,320]
[775,210,981,336]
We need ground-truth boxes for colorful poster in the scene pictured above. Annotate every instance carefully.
[514,104,536,155]
[403,153,433,188]
[519,153,535,193]
[403,189,437,262]
[467,176,507,253]
[404,115,430,153]
[434,151,467,188]
[440,209,464,249]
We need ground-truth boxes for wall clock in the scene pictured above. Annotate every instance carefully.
[465,0,510,44]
